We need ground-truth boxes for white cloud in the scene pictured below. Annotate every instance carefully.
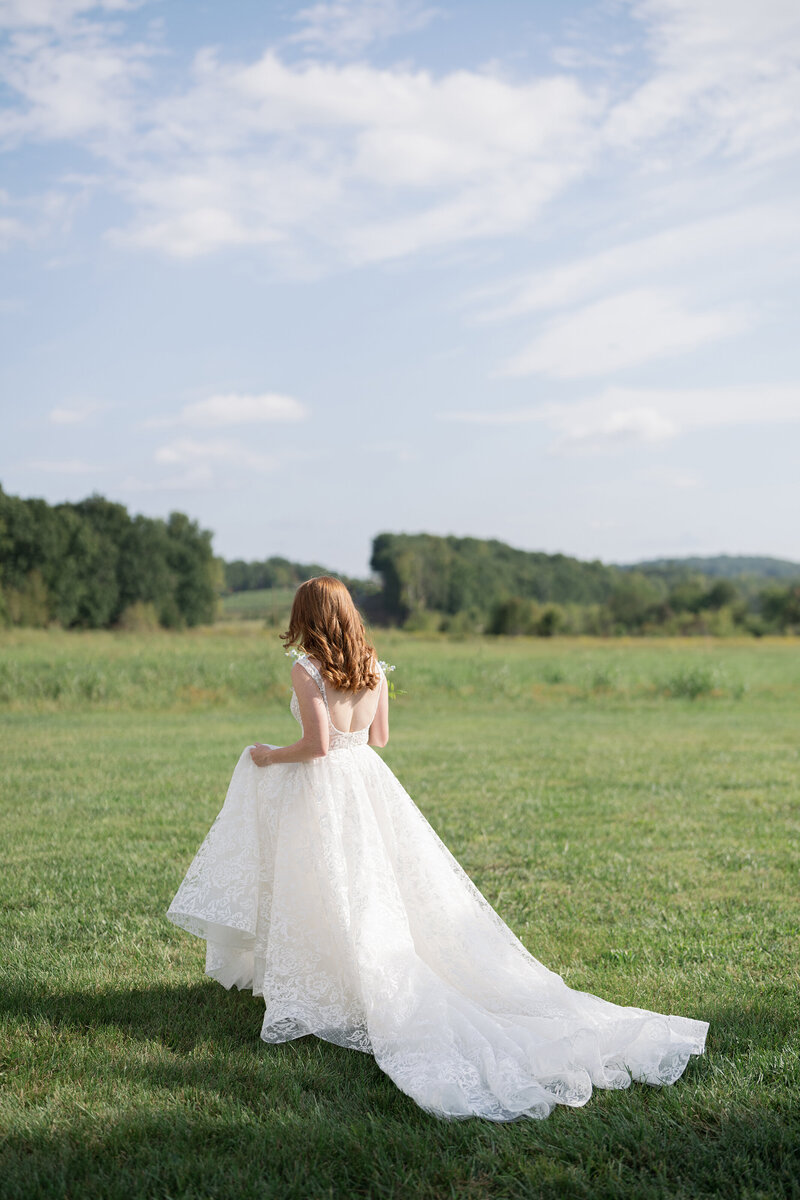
[574,383,800,436]
[103,49,598,261]
[112,204,279,259]
[105,154,325,259]
[2,0,797,277]
[500,288,751,379]
[344,156,588,264]
[606,0,800,166]
[551,406,677,453]
[0,4,156,152]
[0,1,144,32]
[288,0,441,55]
[471,203,800,322]
[48,400,106,423]
[154,437,277,472]
[0,212,31,248]
[145,392,309,429]
[440,383,800,454]
[182,392,308,426]
[0,185,77,249]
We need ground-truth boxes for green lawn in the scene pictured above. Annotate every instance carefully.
[1,630,798,1199]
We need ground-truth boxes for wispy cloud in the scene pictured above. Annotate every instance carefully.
[0,2,146,33]
[551,405,677,452]
[441,384,800,454]
[469,203,800,323]
[2,1,798,569]
[0,8,156,149]
[48,399,107,424]
[499,289,751,380]
[288,0,442,56]
[606,0,800,167]
[0,211,31,249]
[105,51,597,264]
[154,437,277,472]
[0,184,77,249]
[144,392,309,429]
[2,0,798,276]
[0,6,155,253]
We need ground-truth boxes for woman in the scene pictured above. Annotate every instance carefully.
[167,575,708,1122]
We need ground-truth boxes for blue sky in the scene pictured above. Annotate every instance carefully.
[1,0,798,576]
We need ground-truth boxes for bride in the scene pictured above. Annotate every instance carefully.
[167,575,708,1122]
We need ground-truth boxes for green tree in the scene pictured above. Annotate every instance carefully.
[761,584,800,630]
[0,485,221,630]
[702,580,738,611]
[165,511,217,626]
[607,573,663,629]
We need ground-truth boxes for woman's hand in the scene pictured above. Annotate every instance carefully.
[249,743,274,767]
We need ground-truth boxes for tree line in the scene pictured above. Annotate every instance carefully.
[367,532,800,637]
[225,556,368,595]
[2,486,798,635]
[0,487,219,629]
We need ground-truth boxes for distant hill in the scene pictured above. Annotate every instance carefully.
[625,555,800,581]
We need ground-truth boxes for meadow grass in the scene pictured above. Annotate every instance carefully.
[1,629,798,1199]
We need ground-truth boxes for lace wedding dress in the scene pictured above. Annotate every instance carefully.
[167,655,708,1121]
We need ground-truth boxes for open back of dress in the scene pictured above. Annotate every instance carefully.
[167,655,708,1122]
[304,656,384,734]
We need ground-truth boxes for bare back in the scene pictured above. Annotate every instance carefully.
[306,656,384,734]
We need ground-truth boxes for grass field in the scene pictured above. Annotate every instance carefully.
[1,628,798,1199]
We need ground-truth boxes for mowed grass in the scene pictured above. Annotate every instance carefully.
[1,628,798,1200]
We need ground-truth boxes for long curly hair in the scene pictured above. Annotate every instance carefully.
[281,576,380,693]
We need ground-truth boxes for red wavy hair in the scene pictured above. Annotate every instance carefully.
[281,576,380,693]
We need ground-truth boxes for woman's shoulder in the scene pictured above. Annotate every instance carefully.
[291,657,326,698]
[290,653,316,679]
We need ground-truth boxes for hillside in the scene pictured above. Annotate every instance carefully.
[626,555,800,581]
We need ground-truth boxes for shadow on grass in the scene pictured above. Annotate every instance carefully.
[1,977,282,1054]
[0,976,407,1120]
[2,975,796,1056]
[2,981,798,1200]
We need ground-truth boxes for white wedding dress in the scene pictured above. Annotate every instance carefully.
[167,655,708,1121]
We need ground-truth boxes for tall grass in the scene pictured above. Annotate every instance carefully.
[0,627,794,712]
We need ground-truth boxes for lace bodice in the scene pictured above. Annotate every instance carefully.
[290,655,383,751]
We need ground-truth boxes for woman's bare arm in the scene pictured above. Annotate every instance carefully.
[368,675,389,748]
[250,663,329,766]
